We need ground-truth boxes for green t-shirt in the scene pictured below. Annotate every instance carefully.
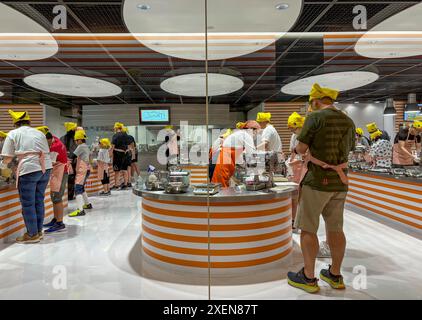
[297,108,355,192]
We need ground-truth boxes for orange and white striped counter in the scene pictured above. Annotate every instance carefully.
[346,171,422,234]
[180,164,208,185]
[0,184,68,243]
[134,187,295,272]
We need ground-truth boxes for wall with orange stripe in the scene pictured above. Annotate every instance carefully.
[180,165,208,185]
[141,195,292,269]
[0,185,68,243]
[346,172,422,233]
[85,167,124,195]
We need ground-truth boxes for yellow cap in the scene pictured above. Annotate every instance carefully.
[0,131,7,138]
[100,138,111,148]
[309,83,339,102]
[114,122,124,130]
[122,127,128,133]
[256,112,271,123]
[287,112,305,129]
[164,125,173,130]
[356,128,364,136]
[236,122,246,129]
[370,130,383,141]
[74,130,87,141]
[366,122,378,134]
[64,122,77,132]
[8,109,30,124]
[413,120,422,129]
[222,129,232,139]
[36,126,49,135]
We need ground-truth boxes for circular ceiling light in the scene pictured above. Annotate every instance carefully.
[355,2,422,59]
[24,74,122,97]
[0,3,58,61]
[123,0,303,60]
[0,91,4,98]
[281,71,379,96]
[160,73,244,97]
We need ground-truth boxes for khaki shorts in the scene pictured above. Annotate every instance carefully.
[294,185,347,234]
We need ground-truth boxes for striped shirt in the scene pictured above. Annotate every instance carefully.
[297,108,355,192]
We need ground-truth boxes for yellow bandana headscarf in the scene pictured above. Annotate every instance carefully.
[356,128,364,136]
[100,138,111,148]
[164,125,173,130]
[413,120,422,129]
[236,122,246,129]
[309,83,339,102]
[370,130,383,141]
[256,112,271,123]
[8,109,30,124]
[114,122,124,130]
[122,127,128,133]
[74,130,87,141]
[222,129,233,139]
[0,131,7,138]
[366,122,378,134]
[36,126,49,135]
[287,112,305,129]
[64,122,77,132]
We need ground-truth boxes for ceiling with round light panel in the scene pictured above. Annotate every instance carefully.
[0,3,58,61]
[24,74,122,98]
[123,0,303,60]
[281,71,380,96]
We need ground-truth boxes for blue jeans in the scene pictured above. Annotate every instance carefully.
[18,169,52,237]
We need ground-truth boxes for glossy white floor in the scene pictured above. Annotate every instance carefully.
[0,190,421,300]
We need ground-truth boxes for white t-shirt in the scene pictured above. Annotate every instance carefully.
[290,133,299,151]
[1,126,53,176]
[98,148,111,164]
[223,130,256,155]
[261,125,282,154]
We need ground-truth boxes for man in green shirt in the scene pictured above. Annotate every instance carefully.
[287,83,355,294]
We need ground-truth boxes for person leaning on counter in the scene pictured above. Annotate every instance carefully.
[368,130,393,168]
[287,83,355,294]
[0,110,53,244]
[392,120,422,167]
[211,120,259,188]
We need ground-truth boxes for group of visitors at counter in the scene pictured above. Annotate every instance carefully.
[0,111,140,244]
[355,120,422,168]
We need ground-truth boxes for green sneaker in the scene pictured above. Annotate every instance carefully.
[320,265,346,290]
[69,209,86,217]
[83,204,93,210]
[287,268,320,294]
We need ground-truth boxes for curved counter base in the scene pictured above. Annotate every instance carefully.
[136,188,294,273]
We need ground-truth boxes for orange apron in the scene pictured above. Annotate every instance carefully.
[50,162,66,192]
[393,131,415,166]
[211,147,242,188]
[15,151,46,187]
[299,152,349,186]
[97,161,108,181]
[75,158,89,185]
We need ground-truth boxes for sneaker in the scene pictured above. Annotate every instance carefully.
[99,191,107,196]
[127,183,132,188]
[317,241,331,258]
[83,204,93,210]
[69,209,86,217]
[119,185,127,191]
[16,233,41,244]
[105,191,111,196]
[38,231,44,240]
[287,268,320,293]
[45,223,66,234]
[320,266,346,290]
[43,218,57,228]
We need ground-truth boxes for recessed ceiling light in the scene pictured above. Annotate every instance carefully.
[281,71,379,95]
[355,101,360,104]
[24,74,122,98]
[275,3,289,10]
[123,0,303,60]
[137,4,151,10]
[0,91,4,98]
[160,73,244,97]
[375,101,381,103]
[0,3,58,61]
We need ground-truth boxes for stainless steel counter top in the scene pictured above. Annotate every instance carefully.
[133,186,296,202]
[350,170,422,184]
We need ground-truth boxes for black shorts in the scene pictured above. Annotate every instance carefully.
[131,152,138,163]
[113,151,129,171]
[101,171,110,185]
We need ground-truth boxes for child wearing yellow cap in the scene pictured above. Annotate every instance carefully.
[69,130,93,217]
[97,138,112,196]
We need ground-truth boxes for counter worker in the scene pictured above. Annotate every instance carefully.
[69,130,93,217]
[355,128,370,149]
[97,138,112,196]
[60,122,78,200]
[122,127,137,187]
[369,130,393,168]
[256,112,284,162]
[392,121,422,166]
[287,83,355,294]
[111,122,130,190]
[286,112,305,232]
[211,121,259,188]
[209,129,232,180]
[1,110,53,244]
[164,125,180,170]
[35,126,69,234]
[366,122,390,142]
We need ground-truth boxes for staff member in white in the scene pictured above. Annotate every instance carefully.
[256,112,284,161]
[1,110,53,244]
